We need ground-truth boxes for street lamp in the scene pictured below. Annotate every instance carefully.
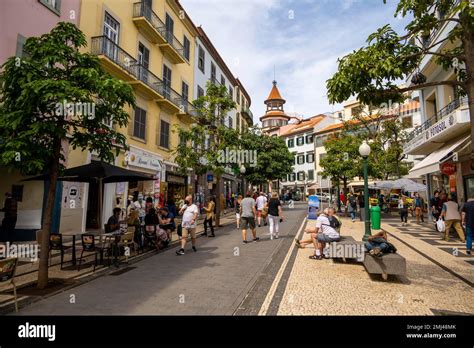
[358,140,371,241]
[239,165,246,195]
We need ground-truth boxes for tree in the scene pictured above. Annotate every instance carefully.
[174,81,237,226]
[327,0,474,149]
[0,22,135,288]
[239,127,294,187]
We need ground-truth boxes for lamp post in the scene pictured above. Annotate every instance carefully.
[240,165,246,195]
[359,140,372,241]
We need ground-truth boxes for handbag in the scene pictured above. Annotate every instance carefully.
[436,218,445,233]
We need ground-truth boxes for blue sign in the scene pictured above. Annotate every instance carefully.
[308,195,320,220]
[207,174,214,182]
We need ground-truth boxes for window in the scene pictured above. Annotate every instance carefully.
[39,0,61,14]
[197,85,204,98]
[211,62,216,82]
[228,116,233,128]
[103,12,120,44]
[306,153,315,163]
[228,85,233,100]
[133,107,146,140]
[319,153,327,163]
[236,88,240,104]
[236,113,240,130]
[287,139,294,148]
[307,170,314,181]
[296,137,304,146]
[138,42,150,82]
[297,154,305,165]
[165,13,174,42]
[221,75,225,86]
[198,46,205,73]
[12,185,23,202]
[306,134,314,144]
[16,34,28,58]
[160,120,170,148]
[402,116,413,129]
[289,173,296,182]
[183,35,190,61]
[181,81,189,102]
[297,172,305,181]
[162,64,172,99]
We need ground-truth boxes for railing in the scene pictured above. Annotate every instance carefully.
[176,97,198,117]
[406,96,467,141]
[209,77,222,86]
[242,106,253,119]
[133,2,166,33]
[161,29,186,59]
[91,36,140,78]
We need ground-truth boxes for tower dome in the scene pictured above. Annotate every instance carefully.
[260,80,290,129]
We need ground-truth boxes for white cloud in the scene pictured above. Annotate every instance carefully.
[180,0,410,124]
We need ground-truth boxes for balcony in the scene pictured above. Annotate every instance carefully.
[155,83,183,113]
[404,96,470,155]
[176,98,198,121]
[132,2,167,45]
[241,106,253,125]
[158,30,186,65]
[91,36,140,82]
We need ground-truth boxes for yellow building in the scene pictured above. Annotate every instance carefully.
[63,0,199,231]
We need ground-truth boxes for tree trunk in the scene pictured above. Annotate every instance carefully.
[37,138,61,289]
[215,174,222,227]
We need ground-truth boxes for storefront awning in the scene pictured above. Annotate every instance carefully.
[408,135,471,178]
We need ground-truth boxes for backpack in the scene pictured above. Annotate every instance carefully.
[350,197,357,208]
[323,216,341,231]
[385,242,397,253]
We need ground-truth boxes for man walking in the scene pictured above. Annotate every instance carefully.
[461,193,474,255]
[1,192,17,243]
[357,192,365,222]
[255,192,267,227]
[414,192,425,223]
[203,196,215,237]
[240,191,259,244]
[176,195,199,255]
[440,195,465,243]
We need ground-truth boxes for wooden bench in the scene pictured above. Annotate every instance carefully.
[363,253,406,280]
[324,236,365,262]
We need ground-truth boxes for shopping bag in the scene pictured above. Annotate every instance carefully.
[436,218,445,233]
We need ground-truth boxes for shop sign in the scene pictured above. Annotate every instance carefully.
[127,147,163,172]
[449,174,456,193]
[441,162,456,176]
[207,174,214,182]
[167,173,186,185]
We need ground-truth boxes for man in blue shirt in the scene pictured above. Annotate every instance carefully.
[461,194,474,255]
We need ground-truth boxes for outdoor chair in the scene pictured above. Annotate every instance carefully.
[0,257,19,312]
[49,233,72,269]
[77,234,110,272]
[117,231,136,263]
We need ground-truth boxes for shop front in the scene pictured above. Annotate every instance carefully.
[165,171,188,205]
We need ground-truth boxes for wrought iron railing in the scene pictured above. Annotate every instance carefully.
[406,96,467,141]
[242,106,253,119]
[132,2,166,33]
[91,36,140,78]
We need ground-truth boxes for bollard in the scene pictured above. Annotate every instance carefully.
[371,205,381,230]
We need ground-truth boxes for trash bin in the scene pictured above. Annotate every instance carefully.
[308,195,320,220]
[371,205,381,230]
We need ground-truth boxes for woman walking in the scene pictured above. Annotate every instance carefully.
[399,196,409,226]
[267,192,283,240]
[235,195,243,229]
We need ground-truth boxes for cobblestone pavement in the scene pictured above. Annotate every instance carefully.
[264,214,473,316]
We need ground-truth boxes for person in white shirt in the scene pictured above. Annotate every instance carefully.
[255,192,268,227]
[176,195,199,255]
[301,208,340,260]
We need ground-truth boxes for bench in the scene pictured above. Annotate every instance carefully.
[363,253,406,280]
[324,236,365,262]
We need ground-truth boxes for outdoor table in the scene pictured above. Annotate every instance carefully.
[60,230,103,266]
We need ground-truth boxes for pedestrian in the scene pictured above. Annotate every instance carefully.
[176,195,199,255]
[240,191,259,244]
[461,193,474,255]
[267,192,283,240]
[430,190,440,223]
[357,192,365,221]
[440,195,465,243]
[203,196,215,237]
[235,195,243,229]
[256,192,268,227]
[413,192,425,223]
[398,196,408,226]
[0,192,17,243]
[347,193,357,222]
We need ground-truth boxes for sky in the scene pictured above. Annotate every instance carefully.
[180,0,411,123]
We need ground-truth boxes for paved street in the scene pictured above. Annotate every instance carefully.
[15,204,307,315]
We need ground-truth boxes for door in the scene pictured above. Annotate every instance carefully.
[181,81,189,110]
[163,64,172,99]
[103,12,120,60]
[165,13,174,43]
[142,0,152,20]
[138,42,150,83]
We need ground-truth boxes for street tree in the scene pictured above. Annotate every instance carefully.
[174,81,236,226]
[239,127,294,188]
[326,0,474,148]
[0,22,135,288]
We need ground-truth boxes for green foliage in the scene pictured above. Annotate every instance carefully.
[327,0,472,105]
[0,22,136,175]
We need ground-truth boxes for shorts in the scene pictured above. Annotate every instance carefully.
[317,234,340,243]
[257,210,263,217]
[241,216,256,230]
[236,213,241,219]
[182,227,196,239]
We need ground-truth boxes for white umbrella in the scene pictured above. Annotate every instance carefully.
[369,178,426,192]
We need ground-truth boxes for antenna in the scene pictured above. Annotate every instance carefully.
[273,65,276,82]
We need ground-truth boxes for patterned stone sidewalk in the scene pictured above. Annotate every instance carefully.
[272,216,473,315]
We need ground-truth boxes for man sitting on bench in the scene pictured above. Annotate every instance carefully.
[297,208,340,260]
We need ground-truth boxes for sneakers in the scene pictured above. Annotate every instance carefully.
[253,237,260,242]
[369,247,382,257]
[176,249,185,256]
[270,234,273,240]
[242,240,249,244]
[467,250,472,255]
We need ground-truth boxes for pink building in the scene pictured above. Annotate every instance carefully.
[0,0,81,64]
